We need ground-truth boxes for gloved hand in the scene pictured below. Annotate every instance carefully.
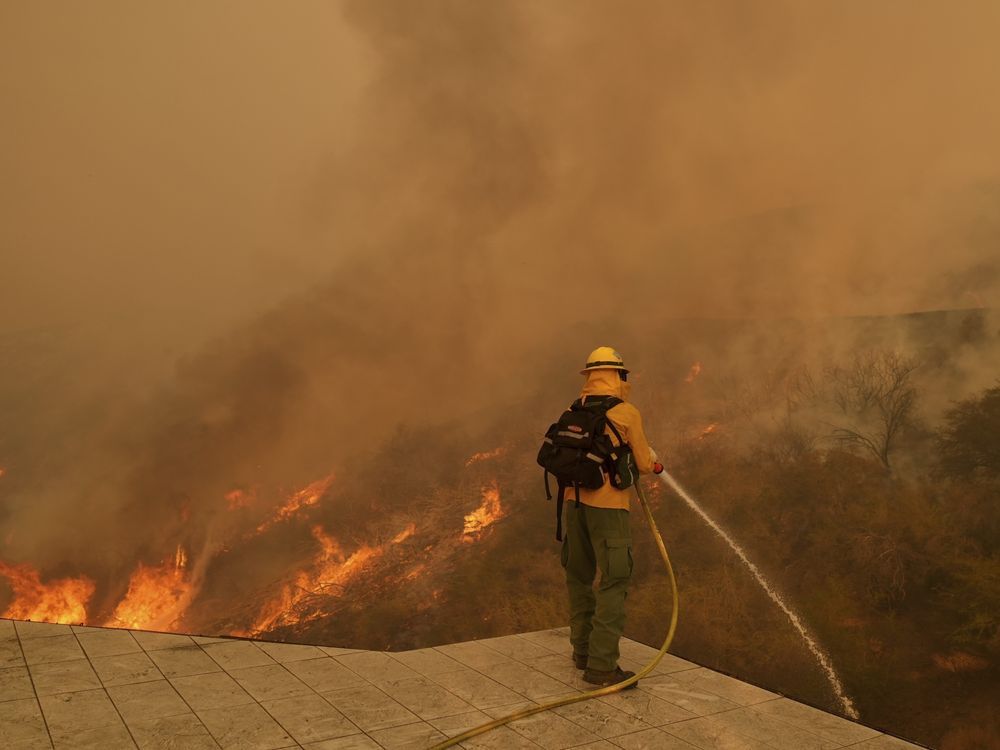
[649,447,664,474]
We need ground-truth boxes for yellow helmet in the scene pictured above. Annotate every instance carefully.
[580,346,629,375]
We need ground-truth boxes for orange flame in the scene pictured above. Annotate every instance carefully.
[105,545,194,631]
[392,524,417,544]
[684,361,703,384]
[242,522,415,636]
[463,480,505,541]
[225,488,254,510]
[698,423,719,439]
[403,564,427,582]
[465,446,507,466]
[255,474,334,534]
[0,562,95,624]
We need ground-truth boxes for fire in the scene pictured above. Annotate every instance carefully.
[392,524,417,544]
[242,521,415,636]
[0,562,95,624]
[463,480,505,541]
[402,563,427,581]
[255,474,334,534]
[0,467,6,479]
[105,545,194,631]
[699,423,719,439]
[684,361,703,384]
[225,488,253,510]
[465,446,507,466]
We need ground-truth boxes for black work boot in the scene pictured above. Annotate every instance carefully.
[583,665,638,689]
[572,652,588,670]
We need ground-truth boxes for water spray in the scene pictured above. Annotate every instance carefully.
[429,466,861,748]
[657,471,859,719]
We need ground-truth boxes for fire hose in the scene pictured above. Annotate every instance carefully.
[428,473,679,749]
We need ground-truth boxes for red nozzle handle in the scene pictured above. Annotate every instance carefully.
[653,462,664,475]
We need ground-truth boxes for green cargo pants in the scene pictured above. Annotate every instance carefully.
[560,501,632,672]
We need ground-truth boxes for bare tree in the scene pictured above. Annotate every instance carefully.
[823,350,920,471]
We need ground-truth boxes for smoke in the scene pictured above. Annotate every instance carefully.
[3,1,1000,608]
[1,1,372,345]
[328,0,1000,320]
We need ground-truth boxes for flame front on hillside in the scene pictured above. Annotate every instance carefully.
[105,545,195,631]
[463,480,504,541]
[0,562,95,624]
[241,521,417,637]
[465,447,507,466]
[254,474,335,534]
[225,488,253,510]
[1,472,345,631]
[402,564,427,582]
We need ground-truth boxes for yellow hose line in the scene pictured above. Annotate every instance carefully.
[428,478,679,749]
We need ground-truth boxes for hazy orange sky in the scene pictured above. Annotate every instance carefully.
[4,2,999,361]
[2,3,370,356]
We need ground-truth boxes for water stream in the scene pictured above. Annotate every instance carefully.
[659,470,860,720]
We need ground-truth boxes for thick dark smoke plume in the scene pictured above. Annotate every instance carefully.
[2,1,1000,588]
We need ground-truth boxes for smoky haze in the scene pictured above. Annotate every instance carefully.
[4,3,1000,342]
[328,0,1000,322]
[2,2,999,600]
[2,2,371,350]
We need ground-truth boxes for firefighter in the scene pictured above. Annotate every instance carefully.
[561,347,662,687]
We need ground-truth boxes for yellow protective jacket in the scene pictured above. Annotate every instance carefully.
[560,368,656,511]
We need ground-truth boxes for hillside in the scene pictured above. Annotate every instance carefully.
[2,307,998,748]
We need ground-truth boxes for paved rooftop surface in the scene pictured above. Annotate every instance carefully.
[1,617,926,750]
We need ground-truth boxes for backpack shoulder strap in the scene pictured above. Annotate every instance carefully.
[601,397,625,444]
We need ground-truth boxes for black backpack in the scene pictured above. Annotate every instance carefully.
[536,395,637,540]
